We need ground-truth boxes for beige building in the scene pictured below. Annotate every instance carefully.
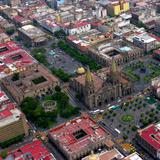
[88,39,143,67]
[0,32,10,43]
[70,60,133,109]
[2,65,59,104]
[0,95,28,145]
[0,107,28,144]
[18,25,48,47]
[49,114,111,160]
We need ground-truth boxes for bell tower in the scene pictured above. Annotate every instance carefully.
[85,66,95,95]
[110,58,119,84]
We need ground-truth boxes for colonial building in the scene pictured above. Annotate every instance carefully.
[88,39,143,67]
[1,65,59,104]
[137,122,160,160]
[18,25,48,47]
[49,114,111,160]
[70,59,133,109]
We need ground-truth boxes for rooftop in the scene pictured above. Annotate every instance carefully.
[123,152,142,160]
[19,25,46,38]
[65,21,90,29]
[9,140,56,160]
[49,114,108,155]
[138,122,160,150]
[74,73,104,92]
[82,148,124,160]
[0,102,21,127]
[133,33,156,43]
[2,64,59,100]
[0,41,37,78]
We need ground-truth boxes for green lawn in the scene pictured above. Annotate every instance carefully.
[121,114,134,122]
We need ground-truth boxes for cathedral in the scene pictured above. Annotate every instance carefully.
[70,59,133,109]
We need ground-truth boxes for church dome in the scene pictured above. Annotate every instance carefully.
[77,67,85,74]
[88,154,99,160]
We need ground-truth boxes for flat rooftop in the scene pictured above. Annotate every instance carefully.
[0,91,10,105]
[133,33,156,43]
[49,115,107,155]
[19,25,46,38]
[123,152,143,160]
[138,122,160,150]
[9,140,56,160]
[82,148,124,160]
[0,41,37,78]
[0,87,27,128]
[0,103,21,128]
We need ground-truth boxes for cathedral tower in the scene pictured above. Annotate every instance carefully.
[110,58,119,84]
[85,66,95,95]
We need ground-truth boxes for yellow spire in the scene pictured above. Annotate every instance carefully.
[111,58,117,74]
[55,14,61,23]
[85,66,93,83]
[88,151,99,160]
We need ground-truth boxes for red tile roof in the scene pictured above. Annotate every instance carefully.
[0,108,12,119]
[149,34,160,42]
[0,41,36,77]
[155,49,160,55]
[65,21,90,29]
[139,123,160,150]
[49,115,107,154]
[11,140,55,160]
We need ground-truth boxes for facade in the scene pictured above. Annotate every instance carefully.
[18,25,48,47]
[49,114,111,160]
[133,33,157,52]
[0,16,15,31]
[0,32,10,43]
[155,20,160,34]
[0,41,37,79]
[123,152,142,160]
[0,91,28,144]
[12,16,32,27]
[70,60,133,109]
[63,21,91,35]
[137,122,160,159]
[151,76,160,99]
[107,0,130,16]
[7,0,21,7]
[88,39,143,67]
[82,148,124,160]
[7,140,56,159]
[1,65,59,104]
[67,29,112,52]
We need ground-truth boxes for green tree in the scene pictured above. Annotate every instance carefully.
[12,73,19,81]
[76,93,82,101]
[131,125,138,132]
[6,28,15,35]
[51,68,71,82]
[0,150,7,159]
[55,85,61,92]
[58,40,101,71]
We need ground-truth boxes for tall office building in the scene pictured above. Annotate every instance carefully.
[0,91,28,146]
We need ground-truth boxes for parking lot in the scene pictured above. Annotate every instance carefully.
[46,48,83,74]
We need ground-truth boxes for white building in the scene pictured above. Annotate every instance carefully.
[62,21,91,35]
[133,33,157,52]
